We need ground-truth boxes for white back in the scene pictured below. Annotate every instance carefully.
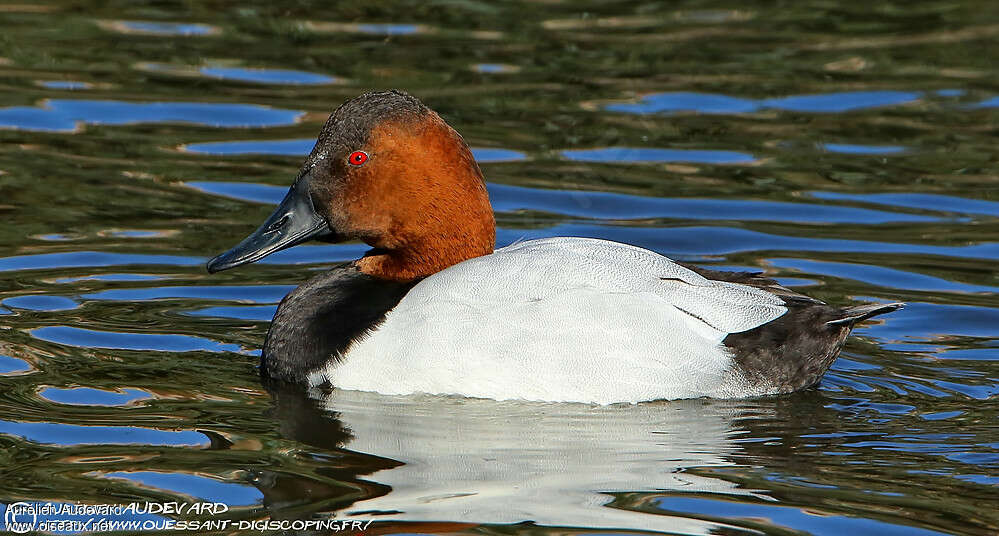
[321,237,786,403]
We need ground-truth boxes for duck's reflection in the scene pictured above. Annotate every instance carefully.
[261,380,763,533]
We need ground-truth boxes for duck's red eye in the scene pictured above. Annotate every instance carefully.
[348,151,368,166]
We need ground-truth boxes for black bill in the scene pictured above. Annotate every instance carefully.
[206,174,332,273]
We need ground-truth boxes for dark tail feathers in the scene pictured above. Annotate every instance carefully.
[826,302,904,326]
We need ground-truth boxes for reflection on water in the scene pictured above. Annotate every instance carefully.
[0,355,32,375]
[199,67,336,85]
[811,191,999,217]
[302,22,426,35]
[307,389,753,533]
[38,81,93,91]
[821,143,907,155]
[0,0,997,534]
[471,63,520,74]
[99,20,220,36]
[0,420,208,447]
[104,471,263,505]
[137,62,338,85]
[561,146,757,164]
[0,252,203,272]
[0,100,302,131]
[30,326,249,353]
[40,387,150,406]
[3,295,79,312]
[604,90,921,114]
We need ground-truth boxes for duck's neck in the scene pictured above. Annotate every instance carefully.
[356,227,494,281]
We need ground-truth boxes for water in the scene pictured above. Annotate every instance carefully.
[0,1,997,534]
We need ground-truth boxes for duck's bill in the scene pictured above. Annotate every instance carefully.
[206,176,334,273]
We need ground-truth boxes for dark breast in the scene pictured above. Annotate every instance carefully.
[262,264,416,383]
[679,264,899,394]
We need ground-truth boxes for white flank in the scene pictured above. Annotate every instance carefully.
[316,237,787,403]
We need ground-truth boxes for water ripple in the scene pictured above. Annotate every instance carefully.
[0,355,32,375]
[472,63,520,74]
[98,20,220,36]
[40,387,151,406]
[762,91,921,113]
[303,21,424,35]
[562,146,756,164]
[653,497,947,535]
[31,326,248,353]
[821,143,907,155]
[199,67,336,85]
[80,285,292,303]
[53,274,165,283]
[490,183,939,223]
[38,80,92,90]
[606,90,921,115]
[605,92,758,114]
[2,295,79,311]
[812,192,999,218]
[104,471,262,505]
[183,305,276,321]
[0,99,302,132]
[769,258,999,294]
[0,252,202,272]
[0,420,208,446]
[864,301,999,340]
[971,96,999,108]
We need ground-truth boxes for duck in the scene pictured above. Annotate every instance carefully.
[207,90,902,404]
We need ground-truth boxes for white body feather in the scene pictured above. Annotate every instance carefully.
[312,237,787,403]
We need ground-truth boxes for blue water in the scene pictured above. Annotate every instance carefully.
[39,81,93,90]
[111,21,217,36]
[40,387,150,406]
[355,23,420,35]
[3,295,79,312]
[199,67,336,85]
[0,421,208,446]
[104,472,262,505]
[561,146,757,164]
[821,143,907,155]
[0,100,301,131]
[31,326,248,353]
[605,90,921,114]
[0,355,32,374]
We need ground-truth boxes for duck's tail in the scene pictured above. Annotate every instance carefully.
[826,302,904,326]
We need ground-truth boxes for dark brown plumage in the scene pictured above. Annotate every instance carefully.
[682,264,902,393]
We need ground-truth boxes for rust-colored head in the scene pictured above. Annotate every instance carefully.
[206,90,495,281]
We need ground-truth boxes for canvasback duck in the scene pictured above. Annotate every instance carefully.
[207,90,902,404]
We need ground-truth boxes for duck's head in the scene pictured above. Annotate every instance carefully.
[206,90,495,281]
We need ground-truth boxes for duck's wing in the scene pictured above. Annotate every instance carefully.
[439,236,789,339]
[485,238,900,395]
[678,263,825,305]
